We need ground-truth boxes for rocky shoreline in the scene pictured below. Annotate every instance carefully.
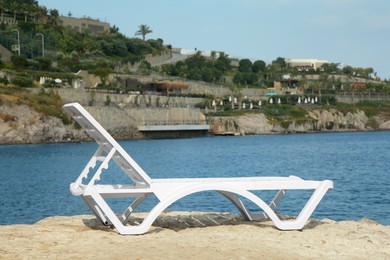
[1,102,390,144]
[0,212,389,259]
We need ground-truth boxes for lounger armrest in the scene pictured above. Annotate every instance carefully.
[70,182,85,196]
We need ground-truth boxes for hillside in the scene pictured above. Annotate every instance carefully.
[1,1,390,144]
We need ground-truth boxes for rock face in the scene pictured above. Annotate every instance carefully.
[308,109,368,131]
[0,103,86,144]
[208,114,272,135]
[379,120,390,130]
[208,109,375,136]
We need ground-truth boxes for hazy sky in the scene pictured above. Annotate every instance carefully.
[38,0,390,79]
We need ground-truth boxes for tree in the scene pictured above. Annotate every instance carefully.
[35,57,52,71]
[215,53,231,73]
[266,62,283,81]
[233,71,258,86]
[238,59,252,73]
[138,60,152,75]
[48,9,59,25]
[252,60,266,73]
[210,51,217,60]
[321,63,339,74]
[342,65,354,76]
[273,57,286,68]
[110,25,119,34]
[135,24,153,41]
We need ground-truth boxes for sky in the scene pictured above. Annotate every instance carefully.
[38,0,390,79]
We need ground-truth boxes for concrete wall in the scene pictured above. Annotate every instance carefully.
[185,82,270,99]
[83,106,206,128]
[82,106,206,139]
[55,88,205,108]
[0,44,11,62]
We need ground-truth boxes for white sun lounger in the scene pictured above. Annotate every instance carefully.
[63,102,333,235]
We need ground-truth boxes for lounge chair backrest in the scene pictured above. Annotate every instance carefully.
[63,103,152,186]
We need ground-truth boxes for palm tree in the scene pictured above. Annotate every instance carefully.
[135,24,152,41]
[48,9,59,25]
[10,1,19,21]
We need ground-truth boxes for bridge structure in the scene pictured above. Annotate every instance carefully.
[137,123,210,138]
[138,124,209,131]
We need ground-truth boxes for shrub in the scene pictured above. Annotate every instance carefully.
[0,76,9,86]
[290,108,307,118]
[12,76,34,88]
[10,55,28,70]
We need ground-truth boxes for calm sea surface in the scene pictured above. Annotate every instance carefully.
[1,131,389,225]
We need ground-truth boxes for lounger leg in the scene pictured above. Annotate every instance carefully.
[254,189,287,220]
[87,190,150,235]
[279,180,333,230]
[82,195,112,225]
[270,181,333,230]
[121,194,150,223]
[219,189,288,221]
[218,191,253,220]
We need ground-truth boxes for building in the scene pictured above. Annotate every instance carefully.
[58,16,110,35]
[286,58,328,71]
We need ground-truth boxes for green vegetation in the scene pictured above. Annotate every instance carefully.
[1,0,390,127]
[161,52,231,83]
[336,101,390,117]
[0,87,70,124]
[135,24,153,41]
[0,0,168,75]
[0,26,167,73]
[11,75,33,88]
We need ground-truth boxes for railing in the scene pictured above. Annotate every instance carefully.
[337,92,390,103]
[0,17,18,25]
[143,119,207,126]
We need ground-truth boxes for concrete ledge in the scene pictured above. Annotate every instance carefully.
[138,125,209,131]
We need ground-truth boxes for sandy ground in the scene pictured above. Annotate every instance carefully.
[0,212,389,259]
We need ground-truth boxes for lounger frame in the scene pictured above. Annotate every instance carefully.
[63,103,333,235]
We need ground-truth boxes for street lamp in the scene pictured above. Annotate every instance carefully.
[11,29,20,55]
[36,33,45,57]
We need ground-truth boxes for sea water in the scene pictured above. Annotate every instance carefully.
[0,131,389,225]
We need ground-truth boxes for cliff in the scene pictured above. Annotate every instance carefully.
[0,102,86,144]
[208,109,390,136]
